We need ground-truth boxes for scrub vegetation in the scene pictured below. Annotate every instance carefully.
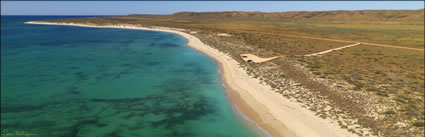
[44,9,424,137]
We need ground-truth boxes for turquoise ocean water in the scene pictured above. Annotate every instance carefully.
[1,16,260,137]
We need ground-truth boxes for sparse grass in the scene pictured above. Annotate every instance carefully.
[281,22,424,48]
[302,45,424,122]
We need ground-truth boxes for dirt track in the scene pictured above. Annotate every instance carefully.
[237,30,424,51]
[305,43,361,56]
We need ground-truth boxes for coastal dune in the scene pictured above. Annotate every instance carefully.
[25,21,358,137]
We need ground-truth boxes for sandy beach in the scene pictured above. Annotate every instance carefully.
[26,21,358,137]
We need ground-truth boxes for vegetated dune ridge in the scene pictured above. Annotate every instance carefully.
[132,9,425,22]
[25,21,362,137]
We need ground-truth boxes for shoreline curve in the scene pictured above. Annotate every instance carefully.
[25,21,358,137]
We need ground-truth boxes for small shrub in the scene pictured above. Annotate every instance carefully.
[412,121,424,127]
[366,87,379,91]
[313,71,321,75]
[376,91,389,97]
[375,70,384,74]
[383,110,395,115]
[394,97,406,103]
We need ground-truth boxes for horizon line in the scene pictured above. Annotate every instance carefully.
[1,8,423,16]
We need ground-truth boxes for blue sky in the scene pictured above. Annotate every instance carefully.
[1,1,424,15]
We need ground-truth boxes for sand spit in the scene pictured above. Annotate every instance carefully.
[26,21,359,137]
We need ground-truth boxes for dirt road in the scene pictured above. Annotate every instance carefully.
[305,43,361,56]
[236,30,424,51]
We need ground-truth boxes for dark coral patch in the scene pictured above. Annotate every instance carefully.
[150,42,180,48]
[145,62,159,66]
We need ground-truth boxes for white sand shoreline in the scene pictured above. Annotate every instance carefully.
[25,21,358,137]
